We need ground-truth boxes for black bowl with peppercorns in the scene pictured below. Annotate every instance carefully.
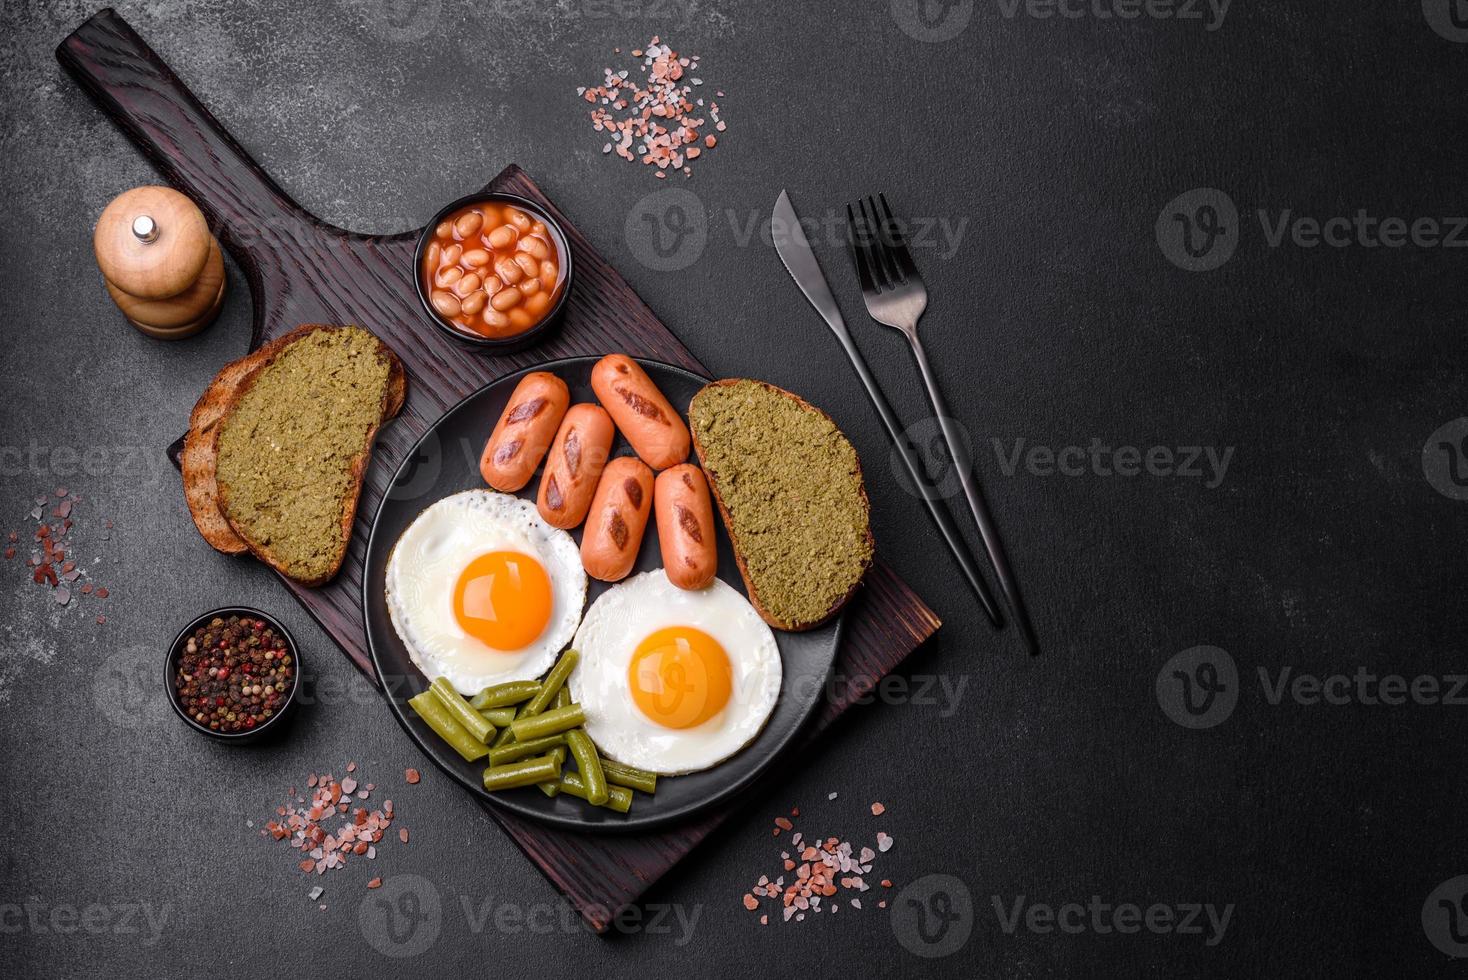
[167,607,302,742]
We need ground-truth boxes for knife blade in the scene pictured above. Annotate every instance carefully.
[772,190,849,333]
[770,190,1006,628]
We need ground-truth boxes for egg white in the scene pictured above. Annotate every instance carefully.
[386,490,586,695]
[569,571,781,775]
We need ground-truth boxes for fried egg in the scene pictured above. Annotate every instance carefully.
[386,490,585,695]
[569,571,781,774]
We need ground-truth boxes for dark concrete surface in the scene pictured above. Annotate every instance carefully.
[3,1,1467,976]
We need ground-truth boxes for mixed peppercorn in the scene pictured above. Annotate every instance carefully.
[175,614,293,733]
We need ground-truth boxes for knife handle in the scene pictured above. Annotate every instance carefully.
[827,325,1005,628]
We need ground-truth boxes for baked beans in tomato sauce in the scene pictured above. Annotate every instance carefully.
[422,202,567,339]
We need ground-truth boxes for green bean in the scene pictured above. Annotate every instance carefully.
[524,649,579,716]
[564,729,609,805]
[509,703,585,742]
[481,753,561,792]
[491,721,517,747]
[496,651,581,751]
[557,771,633,813]
[470,680,541,711]
[554,685,571,710]
[487,734,567,767]
[479,706,517,728]
[600,760,658,795]
[491,651,580,748]
[540,723,570,797]
[429,678,494,744]
[408,691,488,762]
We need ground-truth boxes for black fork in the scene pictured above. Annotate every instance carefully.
[846,194,1039,656]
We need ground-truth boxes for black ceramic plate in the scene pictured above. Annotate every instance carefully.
[364,356,843,832]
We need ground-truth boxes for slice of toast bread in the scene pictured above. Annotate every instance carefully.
[688,379,873,631]
[185,324,404,585]
[183,324,323,554]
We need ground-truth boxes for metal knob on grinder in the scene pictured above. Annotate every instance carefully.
[92,186,226,340]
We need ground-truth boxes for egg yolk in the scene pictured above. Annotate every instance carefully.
[453,551,552,651]
[628,626,732,729]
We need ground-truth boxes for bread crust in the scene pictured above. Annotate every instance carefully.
[194,324,404,586]
[689,378,873,632]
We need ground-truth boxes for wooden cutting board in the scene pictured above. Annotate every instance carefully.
[59,8,941,931]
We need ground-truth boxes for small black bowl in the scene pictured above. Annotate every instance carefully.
[413,192,574,354]
[166,607,303,743]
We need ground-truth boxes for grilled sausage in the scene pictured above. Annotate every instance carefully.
[536,404,614,529]
[590,354,690,470]
[480,372,570,491]
[654,464,717,590]
[580,456,655,582]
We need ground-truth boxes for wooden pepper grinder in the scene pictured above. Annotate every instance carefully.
[93,186,226,340]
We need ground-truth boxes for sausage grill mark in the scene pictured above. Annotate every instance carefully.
[674,503,702,544]
[608,510,628,550]
[506,397,546,424]
[493,439,522,466]
[681,471,694,491]
[564,430,581,478]
[614,384,667,423]
[623,479,644,509]
[545,475,564,511]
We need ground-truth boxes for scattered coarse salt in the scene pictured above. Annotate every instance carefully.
[870,802,885,816]
[8,490,112,619]
[742,801,897,924]
[577,36,725,179]
[262,763,418,907]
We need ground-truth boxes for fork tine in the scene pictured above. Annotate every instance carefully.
[852,199,891,291]
[877,193,919,279]
[861,197,901,288]
[844,204,879,294]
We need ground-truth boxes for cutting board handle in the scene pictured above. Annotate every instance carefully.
[57,8,310,253]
